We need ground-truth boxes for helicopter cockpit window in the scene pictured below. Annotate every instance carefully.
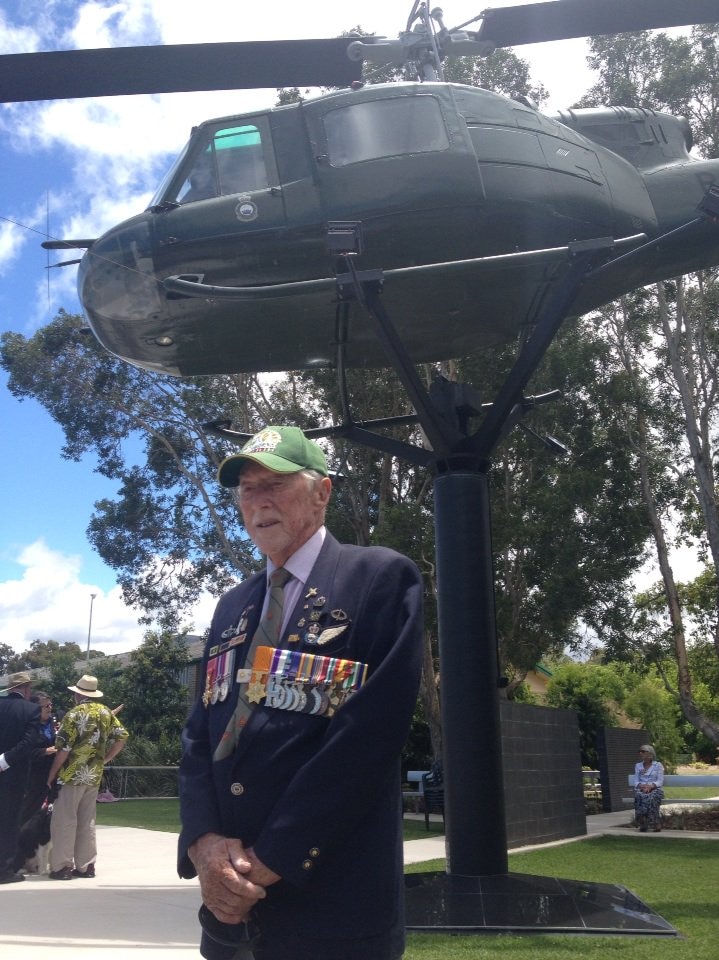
[176,125,269,203]
[324,97,449,167]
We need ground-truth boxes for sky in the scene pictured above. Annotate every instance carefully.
[0,0,703,659]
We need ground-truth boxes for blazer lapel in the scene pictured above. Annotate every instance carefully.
[281,533,342,639]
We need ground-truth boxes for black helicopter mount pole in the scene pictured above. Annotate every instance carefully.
[322,223,679,936]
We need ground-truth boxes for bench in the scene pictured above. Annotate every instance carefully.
[625,774,719,806]
[405,771,427,795]
[402,770,427,808]
[403,768,445,830]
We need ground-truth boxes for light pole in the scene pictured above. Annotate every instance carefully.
[86,592,97,665]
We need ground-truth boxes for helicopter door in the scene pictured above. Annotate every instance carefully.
[303,90,483,267]
[153,118,286,284]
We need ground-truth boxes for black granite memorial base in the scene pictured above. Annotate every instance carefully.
[405,872,679,935]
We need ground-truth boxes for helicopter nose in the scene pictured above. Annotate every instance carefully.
[77,213,172,369]
[80,215,159,317]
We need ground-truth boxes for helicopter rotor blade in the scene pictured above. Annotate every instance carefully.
[476,0,719,49]
[0,38,362,104]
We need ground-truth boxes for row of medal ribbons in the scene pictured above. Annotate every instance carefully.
[244,645,369,716]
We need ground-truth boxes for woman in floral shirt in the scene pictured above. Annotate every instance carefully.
[47,674,129,880]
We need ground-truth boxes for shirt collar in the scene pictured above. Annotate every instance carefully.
[267,526,326,588]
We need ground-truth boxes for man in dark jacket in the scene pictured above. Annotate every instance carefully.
[178,426,423,960]
[0,671,40,883]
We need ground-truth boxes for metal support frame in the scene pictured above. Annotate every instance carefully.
[323,236,679,935]
[205,218,714,933]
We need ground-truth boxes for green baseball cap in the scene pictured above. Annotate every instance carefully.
[218,426,328,487]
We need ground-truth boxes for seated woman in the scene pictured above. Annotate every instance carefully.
[634,744,664,832]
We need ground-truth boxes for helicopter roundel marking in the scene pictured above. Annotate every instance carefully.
[236,197,258,222]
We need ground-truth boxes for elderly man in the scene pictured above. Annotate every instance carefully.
[0,671,41,883]
[179,426,423,960]
[47,674,129,880]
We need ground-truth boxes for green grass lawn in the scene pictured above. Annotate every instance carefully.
[97,801,719,959]
[96,797,181,832]
[96,798,445,841]
[403,817,445,841]
[405,836,719,959]
[663,786,719,800]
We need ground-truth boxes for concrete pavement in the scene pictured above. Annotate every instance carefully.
[1,811,716,959]
[0,827,200,958]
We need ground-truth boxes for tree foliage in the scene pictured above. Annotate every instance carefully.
[115,630,190,744]
[578,26,719,157]
[0,643,15,674]
[465,321,651,684]
[577,27,719,746]
[545,661,624,766]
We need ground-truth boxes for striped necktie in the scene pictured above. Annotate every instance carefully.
[213,567,291,761]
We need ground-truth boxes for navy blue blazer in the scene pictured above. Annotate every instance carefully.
[178,532,423,944]
[0,693,41,791]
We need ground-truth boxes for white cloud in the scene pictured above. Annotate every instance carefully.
[71,1,159,49]
[633,543,705,593]
[0,10,41,54]
[0,218,28,272]
[0,538,217,655]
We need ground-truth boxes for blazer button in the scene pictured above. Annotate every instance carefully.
[230,782,244,796]
[309,847,320,858]
[302,859,313,871]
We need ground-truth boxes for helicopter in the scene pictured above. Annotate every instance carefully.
[18,0,719,376]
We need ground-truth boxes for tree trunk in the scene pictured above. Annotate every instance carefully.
[419,626,443,761]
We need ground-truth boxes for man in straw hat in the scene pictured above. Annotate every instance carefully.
[46,674,129,880]
[0,671,41,883]
[178,426,423,960]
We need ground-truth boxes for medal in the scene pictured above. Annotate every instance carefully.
[247,680,267,703]
[203,656,219,707]
[202,673,213,708]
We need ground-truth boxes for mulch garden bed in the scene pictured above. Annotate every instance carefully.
[659,806,719,831]
[624,806,719,831]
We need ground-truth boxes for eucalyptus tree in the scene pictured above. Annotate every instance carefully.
[579,27,719,745]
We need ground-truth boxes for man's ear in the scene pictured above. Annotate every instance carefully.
[318,476,332,506]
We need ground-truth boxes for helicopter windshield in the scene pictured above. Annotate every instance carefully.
[323,96,449,167]
[174,124,269,203]
[150,139,192,207]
